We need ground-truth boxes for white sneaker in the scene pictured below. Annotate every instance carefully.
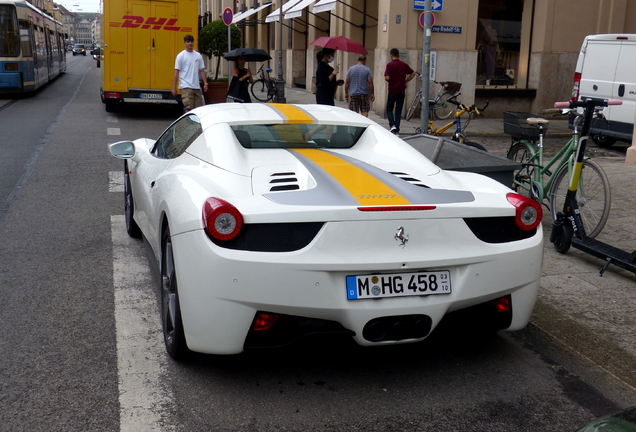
[390,126,397,134]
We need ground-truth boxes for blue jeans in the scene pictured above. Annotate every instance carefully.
[386,92,405,131]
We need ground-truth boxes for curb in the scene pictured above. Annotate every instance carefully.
[512,300,636,408]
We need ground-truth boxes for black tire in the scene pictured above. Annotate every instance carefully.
[458,139,487,152]
[161,227,190,360]
[406,93,421,121]
[124,164,142,238]
[591,134,617,148]
[251,78,273,102]
[506,141,537,199]
[548,159,611,239]
[552,223,572,254]
[105,99,118,112]
[434,91,456,120]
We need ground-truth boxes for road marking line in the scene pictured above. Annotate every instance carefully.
[109,171,124,192]
[111,215,176,432]
[107,116,119,123]
[108,128,121,135]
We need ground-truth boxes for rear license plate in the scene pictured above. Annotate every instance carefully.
[140,93,162,99]
[346,271,451,300]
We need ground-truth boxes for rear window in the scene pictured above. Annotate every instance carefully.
[0,5,20,57]
[231,124,366,149]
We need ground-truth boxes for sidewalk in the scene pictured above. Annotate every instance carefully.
[283,87,573,137]
[284,87,636,407]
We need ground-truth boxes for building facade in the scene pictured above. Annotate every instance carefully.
[200,0,636,117]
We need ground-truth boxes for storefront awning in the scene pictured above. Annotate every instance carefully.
[265,0,303,23]
[284,0,318,19]
[312,0,337,14]
[233,2,273,24]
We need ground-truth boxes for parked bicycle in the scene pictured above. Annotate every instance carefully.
[406,75,462,121]
[504,107,611,238]
[250,65,278,102]
[414,94,488,150]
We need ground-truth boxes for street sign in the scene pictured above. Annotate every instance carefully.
[222,7,233,25]
[419,11,435,28]
[414,0,443,11]
[432,25,462,34]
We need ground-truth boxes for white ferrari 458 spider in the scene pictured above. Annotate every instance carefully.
[109,103,543,359]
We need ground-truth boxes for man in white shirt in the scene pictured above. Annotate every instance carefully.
[172,34,208,112]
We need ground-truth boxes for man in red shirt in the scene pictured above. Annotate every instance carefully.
[384,48,416,134]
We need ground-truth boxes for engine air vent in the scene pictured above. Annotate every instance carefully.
[269,172,300,191]
[390,171,430,188]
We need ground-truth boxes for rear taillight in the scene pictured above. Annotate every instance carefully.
[105,92,121,99]
[506,193,542,231]
[4,63,18,71]
[202,197,243,241]
[571,72,581,101]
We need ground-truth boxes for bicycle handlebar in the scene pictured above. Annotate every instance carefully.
[554,98,622,109]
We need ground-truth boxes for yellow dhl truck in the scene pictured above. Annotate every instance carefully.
[100,0,198,112]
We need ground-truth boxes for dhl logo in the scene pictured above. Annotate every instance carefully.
[110,16,192,32]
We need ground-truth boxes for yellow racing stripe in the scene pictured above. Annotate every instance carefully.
[292,149,411,206]
[266,103,315,124]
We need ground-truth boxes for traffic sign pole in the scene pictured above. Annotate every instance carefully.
[223,8,233,93]
[421,0,432,133]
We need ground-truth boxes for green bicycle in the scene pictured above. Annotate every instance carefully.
[504,109,611,238]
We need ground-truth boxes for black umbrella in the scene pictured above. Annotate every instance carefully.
[224,47,271,62]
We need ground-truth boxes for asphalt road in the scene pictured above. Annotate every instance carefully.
[0,57,627,431]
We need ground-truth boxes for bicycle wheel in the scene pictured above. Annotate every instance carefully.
[506,141,537,198]
[406,92,421,121]
[434,91,456,120]
[251,79,273,102]
[548,159,611,238]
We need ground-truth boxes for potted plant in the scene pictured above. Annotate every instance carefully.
[199,19,241,103]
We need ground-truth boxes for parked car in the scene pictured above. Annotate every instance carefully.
[108,103,544,360]
[575,407,636,431]
[72,44,86,56]
[572,34,636,147]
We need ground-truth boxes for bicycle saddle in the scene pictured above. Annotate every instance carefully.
[527,117,549,125]
[266,68,273,72]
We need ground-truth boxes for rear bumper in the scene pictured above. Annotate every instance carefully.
[171,220,544,355]
[0,72,21,92]
[103,89,179,105]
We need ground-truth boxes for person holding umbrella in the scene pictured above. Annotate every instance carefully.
[227,55,253,103]
[315,48,343,106]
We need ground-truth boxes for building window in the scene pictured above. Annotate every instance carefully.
[476,0,533,88]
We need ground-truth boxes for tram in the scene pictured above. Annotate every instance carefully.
[0,0,66,94]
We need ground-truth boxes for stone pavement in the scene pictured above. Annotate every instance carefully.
[284,87,636,407]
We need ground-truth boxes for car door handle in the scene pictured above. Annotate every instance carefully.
[619,84,625,97]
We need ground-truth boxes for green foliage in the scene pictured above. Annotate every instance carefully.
[199,20,241,80]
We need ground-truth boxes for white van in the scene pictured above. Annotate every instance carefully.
[572,34,636,147]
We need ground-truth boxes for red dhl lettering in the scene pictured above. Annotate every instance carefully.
[110,16,191,31]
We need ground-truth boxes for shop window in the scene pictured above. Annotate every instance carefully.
[476,0,532,88]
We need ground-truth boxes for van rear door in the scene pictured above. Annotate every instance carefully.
[612,41,636,125]
[579,37,621,120]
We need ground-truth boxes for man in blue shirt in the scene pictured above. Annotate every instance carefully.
[345,55,375,117]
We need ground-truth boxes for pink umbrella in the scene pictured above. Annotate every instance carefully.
[310,36,368,55]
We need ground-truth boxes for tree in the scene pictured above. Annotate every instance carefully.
[199,20,241,81]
